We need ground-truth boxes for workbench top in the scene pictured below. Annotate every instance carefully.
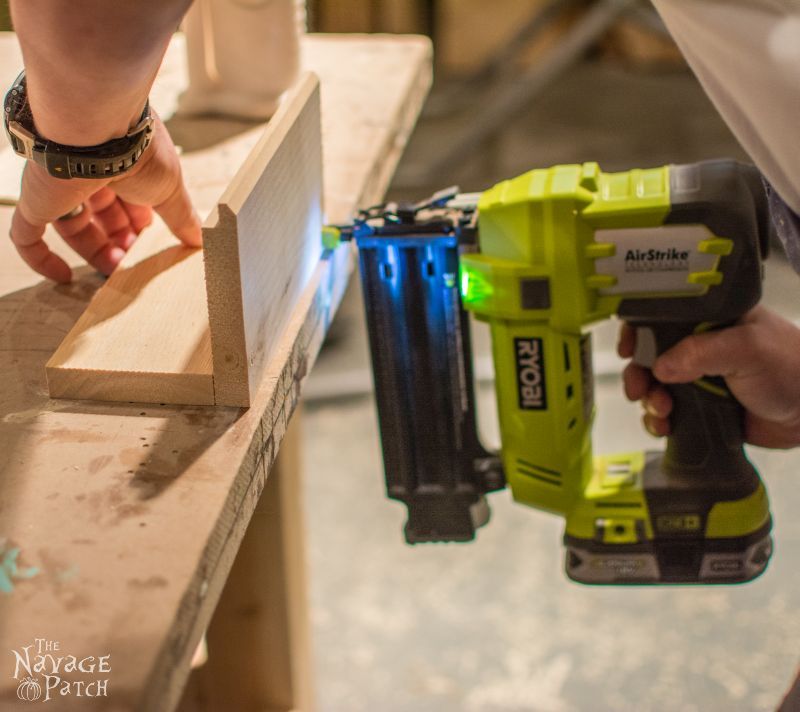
[0,32,431,711]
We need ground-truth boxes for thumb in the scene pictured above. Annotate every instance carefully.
[153,176,202,248]
[653,328,754,384]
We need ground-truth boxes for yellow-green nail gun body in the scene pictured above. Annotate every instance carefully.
[331,159,774,585]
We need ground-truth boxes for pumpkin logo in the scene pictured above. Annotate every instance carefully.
[16,676,41,702]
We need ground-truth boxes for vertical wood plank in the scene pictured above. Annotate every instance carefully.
[177,413,313,711]
[204,74,323,406]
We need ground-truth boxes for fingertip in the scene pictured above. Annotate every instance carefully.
[41,253,73,284]
[12,229,72,284]
[617,322,635,358]
[623,362,650,402]
[107,245,127,271]
[177,214,202,248]
[643,413,670,438]
[110,229,138,251]
[644,386,672,418]
[155,186,202,248]
[92,245,127,276]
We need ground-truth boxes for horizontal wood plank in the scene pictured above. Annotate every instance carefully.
[44,237,214,405]
[0,33,432,712]
[46,74,323,408]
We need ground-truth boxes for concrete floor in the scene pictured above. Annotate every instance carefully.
[301,61,800,711]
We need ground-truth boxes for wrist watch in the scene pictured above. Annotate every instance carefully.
[3,70,154,180]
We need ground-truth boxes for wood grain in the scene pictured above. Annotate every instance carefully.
[44,234,214,405]
[177,414,313,712]
[0,34,432,712]
[45,74,322,407]
[204,73,322,406]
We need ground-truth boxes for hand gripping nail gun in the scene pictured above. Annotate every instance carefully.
[326,160,774,584]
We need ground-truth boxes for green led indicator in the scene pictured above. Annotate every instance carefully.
[460,269,470,298]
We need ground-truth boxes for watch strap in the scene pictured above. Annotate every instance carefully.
[33,106,153,179]
[4,71,154,180]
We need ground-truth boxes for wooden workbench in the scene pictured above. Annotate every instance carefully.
[0,33,431,711]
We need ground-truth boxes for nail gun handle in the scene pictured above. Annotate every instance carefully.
[637,322,757,486]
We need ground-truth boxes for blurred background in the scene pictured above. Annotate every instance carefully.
[300,3,800,711]
[3,2,799,709]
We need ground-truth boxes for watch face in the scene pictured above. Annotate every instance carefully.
[4,72,30,129]
[4,77,25,119]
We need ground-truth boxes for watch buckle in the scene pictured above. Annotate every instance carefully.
[7,120,36,160]
[126,113,154,139]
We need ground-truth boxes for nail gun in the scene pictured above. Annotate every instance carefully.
[324,159,774,585]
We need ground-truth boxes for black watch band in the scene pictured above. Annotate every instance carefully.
[3,71,154,180]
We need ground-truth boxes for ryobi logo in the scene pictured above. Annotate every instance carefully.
[515,337,547,410]
[624,247,689,273]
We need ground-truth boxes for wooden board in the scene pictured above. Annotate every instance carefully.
[45,73,323,408]
[0,33,432,712]
[44,238,214,405]
[204,74,322,406]
[177,414,314,712]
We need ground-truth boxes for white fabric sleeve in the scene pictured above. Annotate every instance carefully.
[651,0,800,214]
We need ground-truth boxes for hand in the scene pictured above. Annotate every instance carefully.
[9,113,201,283]
[618,306,800,449]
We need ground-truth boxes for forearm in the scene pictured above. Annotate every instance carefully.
[10,0,192,146]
